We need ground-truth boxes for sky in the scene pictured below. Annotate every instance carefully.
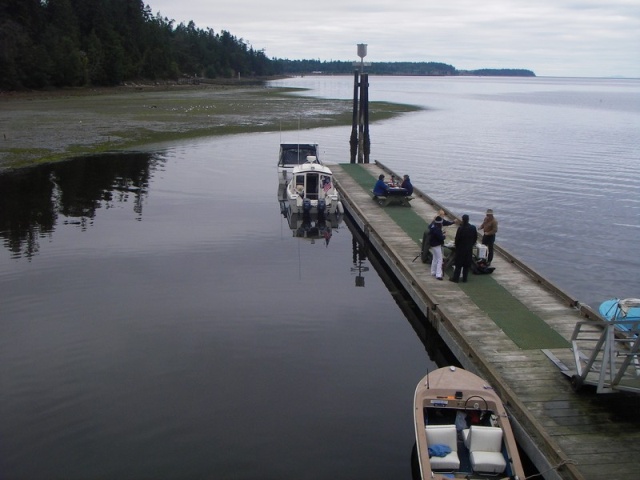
[147,1,640,78]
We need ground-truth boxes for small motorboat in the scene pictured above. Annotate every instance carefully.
[277,143,320,184]
[413,366,525,480]
[599,298,640,333]
[285,159,341,215]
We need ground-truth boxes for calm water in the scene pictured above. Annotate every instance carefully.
[0,143,439,479]
[1,76,639,479]
[271,76,640,306]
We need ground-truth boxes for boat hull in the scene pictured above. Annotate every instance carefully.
[287,196,340,215]
[599,298,640,333]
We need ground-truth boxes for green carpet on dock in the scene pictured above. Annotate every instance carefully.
[339,163,569,350]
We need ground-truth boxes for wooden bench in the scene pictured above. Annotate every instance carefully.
[371,191,414,207]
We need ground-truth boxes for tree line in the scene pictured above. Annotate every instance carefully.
[270,59,461,76]
[0,0,276,90]
[0,0,534,91]
[269,60,534,77]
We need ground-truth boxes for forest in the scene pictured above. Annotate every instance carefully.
[0,0,276,90]
[0,0,534,91]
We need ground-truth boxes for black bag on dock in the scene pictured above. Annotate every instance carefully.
[472,259,495,274]
[420,231,432,263]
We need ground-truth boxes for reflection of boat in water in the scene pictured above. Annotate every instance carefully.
[277,143,320,184]
[412,366,525,480]
[277,183,342,246]
[285,159,341,215]
[288,212,338,245]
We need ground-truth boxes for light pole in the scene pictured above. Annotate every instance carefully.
[357,43,367,73]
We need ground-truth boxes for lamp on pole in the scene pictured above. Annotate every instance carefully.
[357,43,367,73]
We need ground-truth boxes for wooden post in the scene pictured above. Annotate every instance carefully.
[350,70,359,163]
[362,73,370,163]
[358,74,367,163]
[350,61,370,163]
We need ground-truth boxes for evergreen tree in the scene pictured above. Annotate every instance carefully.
[0,0,533,91]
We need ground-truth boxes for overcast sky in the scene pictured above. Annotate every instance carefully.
[147,1,640,78]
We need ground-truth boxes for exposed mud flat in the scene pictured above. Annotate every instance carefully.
[0,83,417,170]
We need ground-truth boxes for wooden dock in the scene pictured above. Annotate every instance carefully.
[331,162,640,480]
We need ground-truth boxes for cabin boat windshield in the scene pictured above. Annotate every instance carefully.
[279,145,319,167]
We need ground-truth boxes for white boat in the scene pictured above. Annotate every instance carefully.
[277,143,320,184]
[413,366,525,480]
[285,159,341,215]
[599,298,640,333]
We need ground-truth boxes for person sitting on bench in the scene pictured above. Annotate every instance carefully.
[373,174,389,197]
[401,174,413,195]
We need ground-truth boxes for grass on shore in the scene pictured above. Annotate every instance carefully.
[0,83,420,170]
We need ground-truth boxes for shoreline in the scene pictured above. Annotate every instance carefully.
[0,82,419,172]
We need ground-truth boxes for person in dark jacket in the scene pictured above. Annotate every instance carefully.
[428,215,454,280]
[450,214,478,283]
[373,174,389,196]
[400,174,413,195]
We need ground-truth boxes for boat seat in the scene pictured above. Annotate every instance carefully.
[463,426,507,474]
[425,424,460,470]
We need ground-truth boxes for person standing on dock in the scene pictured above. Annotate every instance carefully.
[450,214,477,283]
[428,215,453,280]
[479,209,498,265]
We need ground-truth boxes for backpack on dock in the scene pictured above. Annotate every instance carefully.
[472,259,495,275]
[420,231,432,263]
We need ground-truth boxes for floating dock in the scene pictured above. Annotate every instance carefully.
[332,161,640,480]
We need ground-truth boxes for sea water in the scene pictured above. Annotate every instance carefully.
[1,76,638,478]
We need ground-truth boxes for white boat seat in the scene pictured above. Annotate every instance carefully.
[464,425,507,474]
[425,424,460,470]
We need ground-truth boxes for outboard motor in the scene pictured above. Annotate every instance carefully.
[302,198,312,213]
[317,199,326,214]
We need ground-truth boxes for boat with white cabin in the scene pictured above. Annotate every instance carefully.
[413,366,525,480]
[285,158,341,215]
[277,143,320,184]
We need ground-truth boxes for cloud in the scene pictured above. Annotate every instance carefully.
[147,0,640,77]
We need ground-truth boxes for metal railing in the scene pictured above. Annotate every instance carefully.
[570,319,640,393]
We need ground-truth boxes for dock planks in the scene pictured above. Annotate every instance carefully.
[331,162,640,480]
